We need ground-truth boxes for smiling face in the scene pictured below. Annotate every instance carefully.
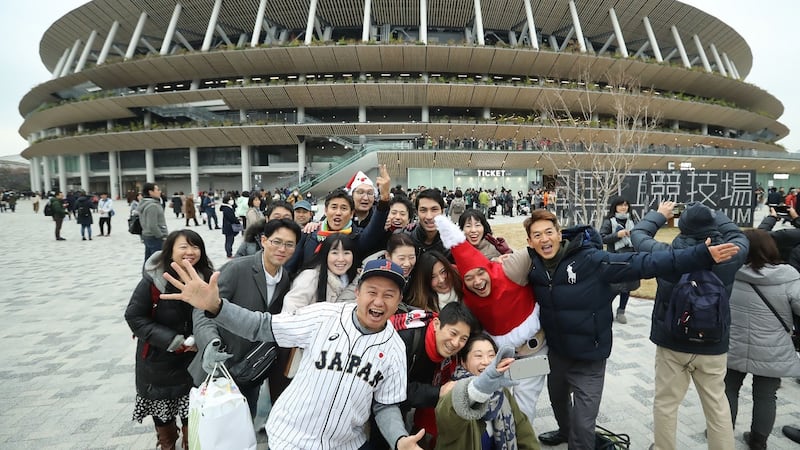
[430,261,452,294]
[463,339,497,376]
[355,276,403,332]
[463,267,492,298]
[417,198,443,234]
[324,198,354,231]
[260,227,298,273]
[432,318,471,358]
[462,216,485,246]
[327,241,354,276]
[526,219,562,260]
[351,185,375,215]
[388,244,417,277]
[615,202,629,214]
[171,235,201,266]
[388,203,411,229]
[293,208,313,226]
[268,206,293,221]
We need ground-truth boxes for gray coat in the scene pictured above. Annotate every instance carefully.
[729,264,800,377]
[137,197,167,239]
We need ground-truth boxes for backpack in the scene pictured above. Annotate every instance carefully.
[78,201,91,218]
[450,198,465,215]
[666,270,729,344]
[44,202,53,216]
[128,214,143,235]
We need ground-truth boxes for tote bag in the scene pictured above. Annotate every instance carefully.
[188,363,256,450]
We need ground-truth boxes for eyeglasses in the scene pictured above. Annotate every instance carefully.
[267,239,296,250]
[352,189,373,196]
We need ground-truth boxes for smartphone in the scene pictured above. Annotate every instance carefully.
[672,203,686,217]
[509,355,550,380]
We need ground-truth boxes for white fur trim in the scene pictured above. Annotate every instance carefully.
[435,214,466,249]
[488,304,541,349]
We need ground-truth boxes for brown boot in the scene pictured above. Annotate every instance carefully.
[155,422,179,450]
[181,424,189,450]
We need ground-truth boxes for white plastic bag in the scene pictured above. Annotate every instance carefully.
[188,363,256,450]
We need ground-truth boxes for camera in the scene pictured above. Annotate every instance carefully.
[672,203,686,217]
[769,204,790,217]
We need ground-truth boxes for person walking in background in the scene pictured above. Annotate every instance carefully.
[32,191,41,214]
[75,191,94,241]
[50,191,68,241]
[246,192,264,229]
[171,192,183,219]
[599,197,640,324]
[125,229,214,450]
[138,183,168,261]
[725,229,800,450]
[183,193,199,227]
[97,192,114,236]
[219,194,241,259]
[200,192,219,230]
[236,190,250,233]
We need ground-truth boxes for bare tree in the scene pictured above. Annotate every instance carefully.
[537,68,660,228]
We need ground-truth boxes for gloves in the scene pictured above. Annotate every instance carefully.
[201,338,233,373]
[434,215,466,249]
[470,345,518,397]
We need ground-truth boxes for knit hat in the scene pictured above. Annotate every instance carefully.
[678,202,717,237]
[345,171,374,195]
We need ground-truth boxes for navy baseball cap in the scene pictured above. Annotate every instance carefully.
[360,259,406,291]
[293,200,313,211]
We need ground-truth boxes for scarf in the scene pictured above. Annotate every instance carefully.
[609,217,634,251]
[425,321,445,363]
[314,219,353,252]
[452,366,519,449]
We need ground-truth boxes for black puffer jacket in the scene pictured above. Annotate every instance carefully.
[125,253,194,400]
[527,225,717,361]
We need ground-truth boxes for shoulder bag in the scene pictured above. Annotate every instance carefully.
[749,283,800,352]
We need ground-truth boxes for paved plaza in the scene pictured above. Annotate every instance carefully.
[0,200,798,449]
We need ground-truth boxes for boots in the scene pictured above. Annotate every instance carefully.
[181,424,189,450]
[743,431,768,450]
[616,308,627,324]
[155,422,179,450]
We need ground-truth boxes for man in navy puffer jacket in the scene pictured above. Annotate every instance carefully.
[525,208,741,449]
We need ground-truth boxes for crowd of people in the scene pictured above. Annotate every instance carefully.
[37,172,796,449]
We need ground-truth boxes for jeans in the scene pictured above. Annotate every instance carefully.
[224,233,235,257]
[206,211,218,229]
[724,368,781,436]
[54,217,64,239]
[80,224,92,239]
[143,237,164,261]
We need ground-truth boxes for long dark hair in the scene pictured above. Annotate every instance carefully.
[160,229,214,282]
[744,229,782,272]
[303,234,358,302]
[406,250,463,312]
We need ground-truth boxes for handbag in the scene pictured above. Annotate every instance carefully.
[595,425,630,449]
[749,283,800,352]
[484,233,512,255]
[188,363,256,450]
[227,341,278,386]
[231,223,243,233]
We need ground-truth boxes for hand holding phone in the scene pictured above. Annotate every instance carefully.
[509,355,550,380]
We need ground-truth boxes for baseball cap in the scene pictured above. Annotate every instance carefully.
[359,259,406,291]
[293,200,312,211]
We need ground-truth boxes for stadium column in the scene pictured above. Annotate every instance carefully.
[241,145,251,191]
[42,156,52,191]
[420,0,428,44]
[60,39,82,77]
[202,0,223,52]
[75,30,97,72]
[57,155,67,194]
[729,60,741,80]
[670,26,691,68]
[30,157,40,193]
[109,151,119,200]
[708,44,728,77]
[145,149,155,183]
[608,8,628,58]
[304,0,319,45]
[473,0,485,46]
[190,147,199,196]
[298,141,307,184]
[29,157,36,192]
[161,3,182,55]
[721,53,736,79]
[252,0,268,47]
[97,21,120,65]
[79,153,89,191]
[522,0,538,49]
[125,12,148,60]
[359,104,367,144]
[362,0,372,42]
[567,1,586,53]
[692,35,712,72]
[642,17,663,62]
[51,48,70,79]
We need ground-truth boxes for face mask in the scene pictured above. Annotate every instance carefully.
[615,212,629,220]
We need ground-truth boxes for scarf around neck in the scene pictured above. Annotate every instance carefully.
[316,219,353,242]
[609,217,634,251]
[451,365,519,449]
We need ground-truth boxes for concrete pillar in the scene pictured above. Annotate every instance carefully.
[642,17,662,62]
[161,3,183,55]
[568,1,587,53]
[29,157,37,192]
[125,12,148,60]
[58,155,68,194]
[297,106,305,124]
[144,111,152,129]
[701,124,708,135]
[298,141,306,184]
[252,0,268,47]
[304,0,320,45]
[109,151,120,200]
[692,35,712,72]
[721,53,736,79]
[97,21,120,65]
[670,25,691,68]
[522,0,538,49]
[362,0,372,42]
[671,120,680,130]
[609,8,627,57]
[30,157,40,192]
[79,154,90,191]
[358,106,367,122]
[473,0,485,46]
[482,107,491,120]
[202,0,223,51]
[419,0,428,44]
[190,147,199,195]
[75,30,98,72]
[241,145,251,190]
[42,156,52,191]
[421,106,429,122]
[145,149,155,182]
[240,109,248,124]
[709,44,727,77]
[61,39,82,76]
[52,48,70,79]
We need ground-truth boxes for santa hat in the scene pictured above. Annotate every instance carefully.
[345,171,375,195]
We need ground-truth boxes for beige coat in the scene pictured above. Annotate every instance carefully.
[281,266,357,314]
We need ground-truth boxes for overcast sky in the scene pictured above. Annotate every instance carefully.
[2,0,798,160]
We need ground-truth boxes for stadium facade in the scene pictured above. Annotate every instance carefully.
[19,0,800,198]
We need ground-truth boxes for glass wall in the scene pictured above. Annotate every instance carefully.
[154,149,190,168]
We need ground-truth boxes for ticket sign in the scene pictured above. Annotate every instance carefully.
[454,169,527,177]
[555,170,756,227]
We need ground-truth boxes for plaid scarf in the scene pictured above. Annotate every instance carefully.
[452,365,520,450]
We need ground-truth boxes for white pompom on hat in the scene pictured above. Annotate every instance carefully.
[345,171,375,195]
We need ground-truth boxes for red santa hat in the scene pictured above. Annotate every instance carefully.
[345,171,374,195]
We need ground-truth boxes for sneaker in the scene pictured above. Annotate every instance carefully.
[538,430,568,446]
[616,309,627,324]
[82,237,86,241]
[56,237,66,241]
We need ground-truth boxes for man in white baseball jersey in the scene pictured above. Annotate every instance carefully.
[163,259,425,450]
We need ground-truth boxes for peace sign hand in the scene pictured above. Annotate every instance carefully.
[376,164,391,201]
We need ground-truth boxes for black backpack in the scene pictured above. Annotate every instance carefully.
[43,202,53,216]
[666,270,729,344]
[77,200,91,218]
[128,215,143,235]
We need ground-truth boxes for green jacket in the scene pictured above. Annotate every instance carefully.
[434,379,540,450]
[50,197,67,219]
